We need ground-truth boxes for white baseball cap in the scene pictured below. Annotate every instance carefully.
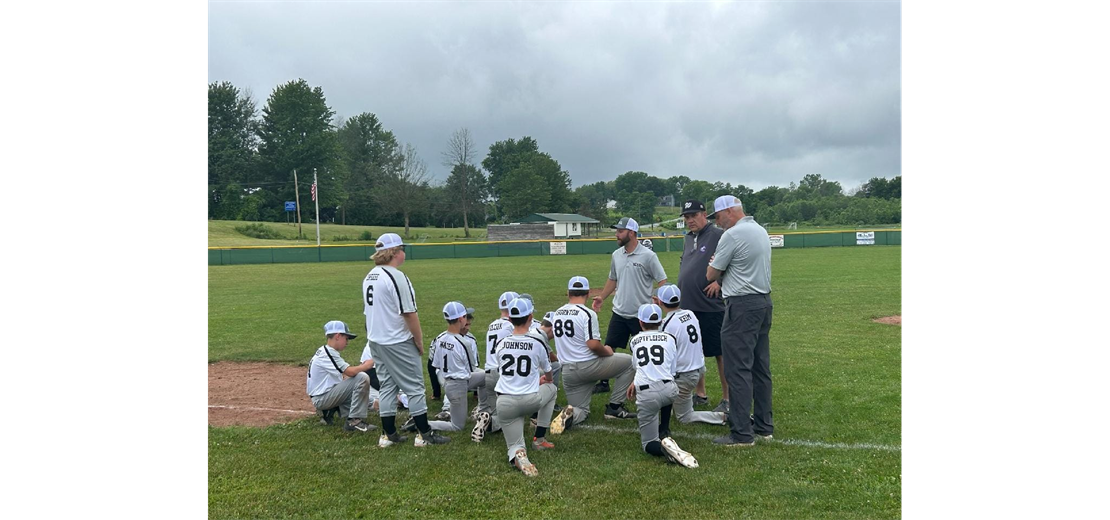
[507,297,534,318]
[656,284,681,306]
[375,233,406,251]
[637,303,663,324]
[498,291,520,310]
[710,195,743,216]
[324,320,358,338]
[568,276,590,290]
[442,301,467,320]
[611,217,639,232]
[542,311,555,324]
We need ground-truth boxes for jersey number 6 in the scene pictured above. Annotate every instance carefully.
[365,286,374,306]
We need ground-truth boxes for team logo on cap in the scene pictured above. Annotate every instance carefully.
[684,202,692,208]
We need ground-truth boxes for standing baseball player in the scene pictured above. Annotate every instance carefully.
[403,302,490,433]
[655,285,728,427]
[555,276,635,426]
[306,320,377,432]
[472,291,519,442]
[626,304,698,468]
[592,216,668,395]
[364,233,450,447]
[493,297,559,477]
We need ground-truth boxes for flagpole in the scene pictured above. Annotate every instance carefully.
[313,169,321,247]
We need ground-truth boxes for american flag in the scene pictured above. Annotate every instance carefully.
[310,179,317,202]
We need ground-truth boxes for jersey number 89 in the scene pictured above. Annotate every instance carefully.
[553,319,575,338]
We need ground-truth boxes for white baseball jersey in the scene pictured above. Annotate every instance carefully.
[430,331,477,368]
[493,332,553,395]
[661,309,706,373]
[431,331,477,380]
[306,345,349,397]
[360,340,374,364]
[484,317,515,370]
[530,318,556,355]
[463,332,479,364]
[363,265,418,344]
[551,303,602,364]
[629,330,678,387]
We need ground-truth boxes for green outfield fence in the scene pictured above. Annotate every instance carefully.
[208,229,900,266]
[206,230,901,265]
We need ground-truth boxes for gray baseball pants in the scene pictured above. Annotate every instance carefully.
[674,367,727,425]
[371,338,428,418]
[310,371,371,420]
[427,371,489,431]
[636,380,678,451]
[562,353,636,423]
[484,369,503,431]
[722,294,774,443]
[496,384,557,462]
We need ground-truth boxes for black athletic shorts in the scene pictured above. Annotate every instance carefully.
[604,312,642,350]
[692,310,724,357]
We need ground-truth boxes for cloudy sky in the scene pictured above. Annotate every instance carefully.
[209,1,900,191]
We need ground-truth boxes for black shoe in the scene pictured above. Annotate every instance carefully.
[604,405,635,419]
[593,381,611,394]
[415,431,452,446]
[553,404,563,413]
[320,407,340,425]
[343,419,377,432]
[692,395,709,407]
[712,435,754,447]
[378,432,408,447]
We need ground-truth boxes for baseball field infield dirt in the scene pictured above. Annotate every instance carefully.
[872,315,901,326]
[209,362,316,427]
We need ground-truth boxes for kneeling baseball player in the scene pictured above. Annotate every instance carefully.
[472,291,519,442]
[655,285,728,427]
[306,321,377,433]
[404,302,490,433]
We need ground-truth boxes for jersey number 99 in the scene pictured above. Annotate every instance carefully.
[636,345,665,366]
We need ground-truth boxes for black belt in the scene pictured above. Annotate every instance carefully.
[725,293,771,300]
[638,379,672,391]
[485,369,493,374]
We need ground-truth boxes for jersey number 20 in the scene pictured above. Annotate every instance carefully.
[500,354,533,377]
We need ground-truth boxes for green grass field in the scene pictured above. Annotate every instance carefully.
[209,246,901,519]
[208,220,490,247]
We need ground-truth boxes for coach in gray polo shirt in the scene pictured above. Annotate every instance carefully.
[706,195,773,447]
[676,199,730,414]
[593,216,669,356]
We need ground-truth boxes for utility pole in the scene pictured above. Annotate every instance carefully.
[293,169,303,239]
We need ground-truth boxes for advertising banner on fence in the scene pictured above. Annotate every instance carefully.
[769,235,785,248]
[550,242,567,255]
[856,232,875,245]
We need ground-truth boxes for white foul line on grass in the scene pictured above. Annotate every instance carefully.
[208,406,315,413]
[574,423,900,452]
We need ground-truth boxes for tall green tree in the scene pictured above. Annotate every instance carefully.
[666,175,692,199]
[337,112,401,225]
[374,143,430,236]
[445,163,488,235]
[574,182,612,226]
[681,180,716,206]
[614,171,667,198]
[481,136,539,200]
[616,190,656,226]
[499,162,550,221]
[441,128,486,237]
[208,81,259,219]
[482,136,573,218]
[257,79,345,226]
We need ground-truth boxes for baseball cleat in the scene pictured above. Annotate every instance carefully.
[471,411,491,442]
[470,405,481,421]
[434,410,451,421]
[712,400,730,414]
[661,437,699,468]
[400,417,419,432]
[755,433,774,441]
[343,419,377,432]
[320,407,340,425]
[532,437,555,450]
[378,432,408,448]
[549,405,574,435]
[414,431,451,446]
[513,449,538,477]
[604,405,635,420]
[692,394,709,407]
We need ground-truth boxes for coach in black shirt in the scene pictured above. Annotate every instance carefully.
[677,200,729,414]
